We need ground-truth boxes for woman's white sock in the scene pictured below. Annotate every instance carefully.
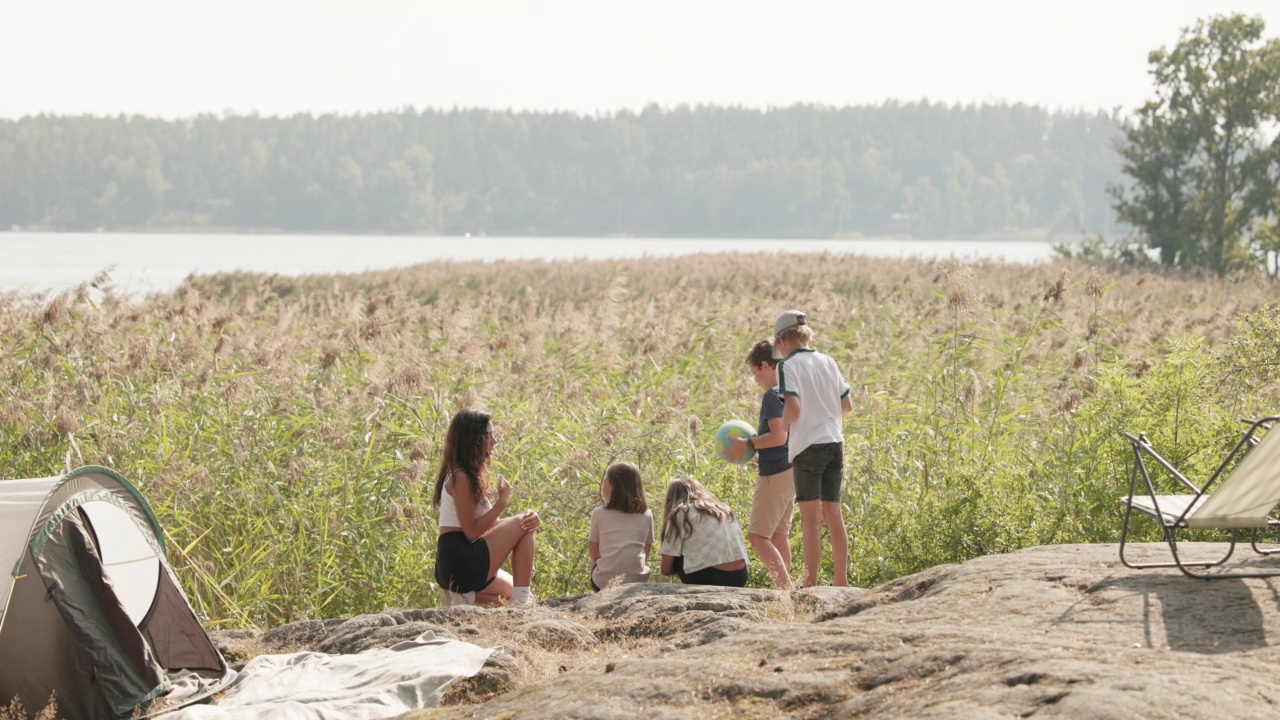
[510,586,532,606]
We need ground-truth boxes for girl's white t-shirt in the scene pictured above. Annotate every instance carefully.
[589,507,654,587]
[659,508,749,574]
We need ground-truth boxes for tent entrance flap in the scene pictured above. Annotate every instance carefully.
[36,507,167,716]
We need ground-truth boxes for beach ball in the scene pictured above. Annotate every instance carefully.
[713,420,757,464]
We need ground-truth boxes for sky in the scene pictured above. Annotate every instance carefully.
[3,0,1279,119]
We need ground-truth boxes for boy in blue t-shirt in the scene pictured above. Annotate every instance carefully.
[728,339,795,589]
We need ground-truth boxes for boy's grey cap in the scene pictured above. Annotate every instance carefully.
[772,310,808,359]
[774,310,807,336]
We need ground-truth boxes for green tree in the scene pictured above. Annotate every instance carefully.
[0,103,1121,237]
[1254,189,1280,276]
[1112,14,1280,274]
[1109,101,1200,266]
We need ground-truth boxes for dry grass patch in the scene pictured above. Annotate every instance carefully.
[0,697,57,720]
[434,604,665,706]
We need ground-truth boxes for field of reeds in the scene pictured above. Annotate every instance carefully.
[4,253,1280,629]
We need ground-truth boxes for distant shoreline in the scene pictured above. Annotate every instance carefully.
[2,227,1082,244]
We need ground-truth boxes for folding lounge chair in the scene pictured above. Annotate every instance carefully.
[1119,416,1280,579]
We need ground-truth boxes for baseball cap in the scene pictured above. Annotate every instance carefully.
[772,310,808,359]
[773,310,807,336]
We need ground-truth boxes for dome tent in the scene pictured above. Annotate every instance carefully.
[0,466,234,719]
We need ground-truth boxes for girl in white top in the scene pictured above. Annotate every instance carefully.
[432,409,540,607]
[588,462,654,591]
[659,476,749,587]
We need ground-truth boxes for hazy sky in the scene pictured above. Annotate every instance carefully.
[4,0,1279,119]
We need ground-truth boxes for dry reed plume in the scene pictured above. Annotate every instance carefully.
[2,253,1280,628]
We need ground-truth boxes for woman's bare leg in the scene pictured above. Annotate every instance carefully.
[475,569,512,606]
[510,526,536,587]
[481,515,534,580]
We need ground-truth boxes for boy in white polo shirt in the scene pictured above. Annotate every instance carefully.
[773,310,852,587]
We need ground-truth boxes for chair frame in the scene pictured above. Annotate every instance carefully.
[1119,416,1280,580]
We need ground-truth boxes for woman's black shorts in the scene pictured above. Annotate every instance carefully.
[434,531,496,594]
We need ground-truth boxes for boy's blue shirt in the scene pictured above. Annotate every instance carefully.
[756,387,792,476]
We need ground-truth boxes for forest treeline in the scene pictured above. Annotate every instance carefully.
[0,102,1120,237]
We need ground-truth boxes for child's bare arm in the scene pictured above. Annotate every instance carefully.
[755,416,787,448]
[730,416,787,459]
[660,554,677,576]
[841,394,853,414]
[783,396,801,428]
[589,541,602,562]
[644,542,652,560]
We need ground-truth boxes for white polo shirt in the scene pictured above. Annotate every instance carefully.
[777,347,850,461]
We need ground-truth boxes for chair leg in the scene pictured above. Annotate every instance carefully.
[1119,518,1236,573]
[1131,528,1280,580]
[1250,530,1280,555]
[1165,529,1237,580]
[1118,500,1137,568]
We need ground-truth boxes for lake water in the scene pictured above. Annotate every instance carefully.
[0,232,1060,295]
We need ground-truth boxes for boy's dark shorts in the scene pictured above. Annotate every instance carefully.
[792,442,844,502]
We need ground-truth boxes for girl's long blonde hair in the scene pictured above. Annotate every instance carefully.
[660,476,734,543]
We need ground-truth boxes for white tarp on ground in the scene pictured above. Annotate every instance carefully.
[158,632,495,720]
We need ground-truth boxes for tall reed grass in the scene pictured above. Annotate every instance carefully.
[3,254,1279,628]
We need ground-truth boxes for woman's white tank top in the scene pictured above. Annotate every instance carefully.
[439,472,492,528]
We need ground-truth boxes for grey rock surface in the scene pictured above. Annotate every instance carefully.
[519,619,598,651]
[317,619,458,654]
[255,607,491,654]
[562,582,846,650]
[260,618,343,650]
[428,543,1280,719]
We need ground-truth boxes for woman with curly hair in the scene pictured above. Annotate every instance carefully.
[432,409,539,607]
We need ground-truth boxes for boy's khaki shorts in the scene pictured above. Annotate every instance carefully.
[747,468,796,538]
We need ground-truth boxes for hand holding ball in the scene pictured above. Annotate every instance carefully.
[714,420,757,464]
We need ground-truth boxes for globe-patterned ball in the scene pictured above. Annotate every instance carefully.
[713,420,757,465]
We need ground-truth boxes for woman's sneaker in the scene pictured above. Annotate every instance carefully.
[509,587,535,608]
[440,589,475,607]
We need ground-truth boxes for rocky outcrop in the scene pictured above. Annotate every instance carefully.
[419,543,1280,719]
[542,583,862,651]
[216,543,1280,718]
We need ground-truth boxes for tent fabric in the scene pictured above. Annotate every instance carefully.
[35,507,168,715]
[141,566,225,672]
[157,633,496,720]
[0,475,60,622]
[0,552,98,720]
[0,466,233,720]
